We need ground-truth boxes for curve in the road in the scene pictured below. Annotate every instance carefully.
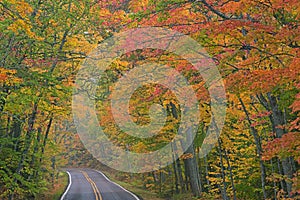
[94,170,139,200]
[81,170,102,200]
[60,171,72,200]
[60,169,140,200]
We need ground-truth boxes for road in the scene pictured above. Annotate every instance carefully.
[60,169,140,200]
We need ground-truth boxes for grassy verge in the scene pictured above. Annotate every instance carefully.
[170,193,196,200]
[38,171,69,200]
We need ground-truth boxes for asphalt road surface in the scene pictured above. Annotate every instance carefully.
[60,169,140,200]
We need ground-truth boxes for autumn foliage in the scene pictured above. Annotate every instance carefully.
[0,0,299,199]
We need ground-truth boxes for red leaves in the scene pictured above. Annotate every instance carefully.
[262,132,300,164]
[226,65,300,95]
[250,111,272,119]
[250,120,268,127]
[290,93,300,113]
[144,85,164,102]
[289,83,300,131]
[271,0,300,10]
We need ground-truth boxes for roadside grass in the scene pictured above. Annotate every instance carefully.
[38,171,68,200]
[170,193,196,200]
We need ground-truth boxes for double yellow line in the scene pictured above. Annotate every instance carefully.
[81,170,102,200]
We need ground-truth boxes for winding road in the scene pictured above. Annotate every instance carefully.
[60,169,140,200]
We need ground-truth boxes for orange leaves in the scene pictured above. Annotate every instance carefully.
[262,132,300,163]
[218,0,243,13]
[250,120,268,128]
[270,0,300,10]
[180,153,194,160]
[289,56,300,73]
[128,0,149,12]
[136,3,206,33]
[290,84,300,131]
[92,4,129,28]
[226,64,299,95]
[0,68,21,85]
[291,97,300,113]
[8,0,33,18]
[0,73,7,82]
[290,85,300,111]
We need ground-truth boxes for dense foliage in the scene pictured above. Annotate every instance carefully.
[0,0,299,199]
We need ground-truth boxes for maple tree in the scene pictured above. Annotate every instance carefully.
[0,0,299,199]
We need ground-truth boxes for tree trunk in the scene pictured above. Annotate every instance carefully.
[173,142,185,193]
[172,142,180,193]
[182,142,202,197]
[204,156,211,191]
[9,102,38,200]
[271,159,278,200]
[224,149,237,200]
[267,94,294,197]
[239,97,267,199]
[217,138,229,200]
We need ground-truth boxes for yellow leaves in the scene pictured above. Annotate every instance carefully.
[8,0,33,18]
[133,141,148,153]
[4,1,43,40]
[113,10,128,25]
[66,37,79,47]
[29,67,47,73]
[113,60,130,71]
[144,176,154,182]
[48,19,58,27]
[7,19,43,40]
[129,0,149,12]
[7,19,27,32]
[145,183,155,188]
[0,68,14,82]
[199,103,211,126]
[98,8,111,17]
[0,68,21,85]
[180,153,194,160]
[6,0,43,40]
[55,85,63,90]
[65,35,95,55]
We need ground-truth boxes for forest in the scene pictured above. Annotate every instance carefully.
[0,0,299,199]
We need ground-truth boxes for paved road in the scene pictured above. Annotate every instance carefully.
[61,169,140,200]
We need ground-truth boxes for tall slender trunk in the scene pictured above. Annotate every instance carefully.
[239,97,267,199]
[271,159,278,200]
[277,158,285,191]
[183,143,202,197]
[9,102,38,200]
[224,149,237,200]
[217,138,229,200]
[172,142,179,193]
[28,127,42,182]
[263,94,294,197]
[39,117,53,163]
[176,157,185,192]
[11,116,22,152]
[204,156,211,191]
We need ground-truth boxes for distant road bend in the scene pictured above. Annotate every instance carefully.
[60,169,140,200]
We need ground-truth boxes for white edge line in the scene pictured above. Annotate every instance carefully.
[94,170,140,200]
[60,171,72,200]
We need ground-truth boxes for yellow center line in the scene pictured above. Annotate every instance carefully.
[81,170,102,200]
